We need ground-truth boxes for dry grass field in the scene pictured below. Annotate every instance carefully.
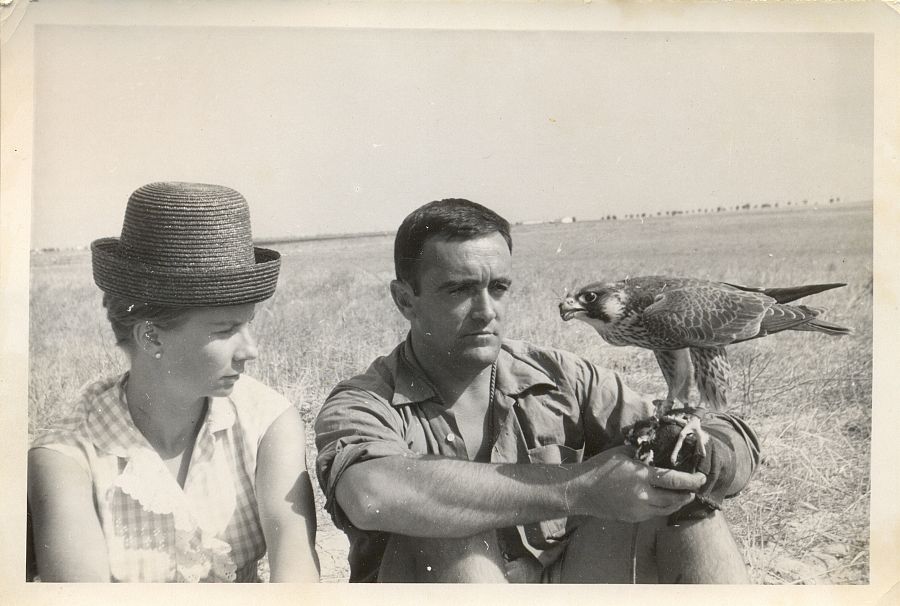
[28,202,872,584]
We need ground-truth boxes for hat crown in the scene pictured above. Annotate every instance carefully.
[91,181,281,306]
[120,182,255,271]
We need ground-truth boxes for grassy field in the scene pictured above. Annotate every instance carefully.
[28,202,872,584]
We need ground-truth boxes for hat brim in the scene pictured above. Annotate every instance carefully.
[91,237,281,306]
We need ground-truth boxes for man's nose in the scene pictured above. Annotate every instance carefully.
[471,288,498,321]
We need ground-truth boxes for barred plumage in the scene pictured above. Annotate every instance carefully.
[559,276,850,409]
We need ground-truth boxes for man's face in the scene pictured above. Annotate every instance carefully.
[404,232,512,373]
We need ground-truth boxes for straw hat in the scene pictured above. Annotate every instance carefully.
[91,182,281,306]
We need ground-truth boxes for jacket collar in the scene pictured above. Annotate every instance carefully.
[389,336,557,407]
[390,338,441,406]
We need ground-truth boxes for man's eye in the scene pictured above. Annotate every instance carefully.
[490,282,510,294]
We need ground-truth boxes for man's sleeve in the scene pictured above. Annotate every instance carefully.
[573,359,656,458]
[314,384,414,529]
[573,356,761,499]
[698,411,762,500]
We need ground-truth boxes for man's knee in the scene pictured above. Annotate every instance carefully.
[557,516,662,583]
[378,531,507,583]
[558,511,748,584]
[656,510,749,584]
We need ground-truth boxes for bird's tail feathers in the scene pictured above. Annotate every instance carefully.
[805,318,852,336]
[790,305,852,335]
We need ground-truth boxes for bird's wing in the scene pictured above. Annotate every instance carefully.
[722,281,846,304]
[757,304,821,334]
[642,286,773,346]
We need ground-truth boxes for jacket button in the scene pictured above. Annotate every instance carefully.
[446,433,456,443]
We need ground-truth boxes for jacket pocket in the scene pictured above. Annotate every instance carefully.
[526,443,584,465]
[522,444,584,544]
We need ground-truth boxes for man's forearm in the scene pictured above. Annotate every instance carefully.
[335,447,699,537]
[337,455,576,537]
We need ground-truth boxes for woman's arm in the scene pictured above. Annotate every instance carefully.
[256,407,320,582]
[27,448,110,581]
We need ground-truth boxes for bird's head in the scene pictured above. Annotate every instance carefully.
[558,282,628,329]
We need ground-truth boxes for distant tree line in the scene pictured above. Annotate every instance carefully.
[600,196,844,221]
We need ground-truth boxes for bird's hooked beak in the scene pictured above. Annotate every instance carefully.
[559,297,586,321]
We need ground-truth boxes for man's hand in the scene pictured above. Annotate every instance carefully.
[574,446,705,523]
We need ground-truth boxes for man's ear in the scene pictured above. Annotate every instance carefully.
[390,279,417,321]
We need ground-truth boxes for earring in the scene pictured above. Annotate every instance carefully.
[154,352,162,359]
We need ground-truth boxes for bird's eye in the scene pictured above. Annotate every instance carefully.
[581,292,598,304]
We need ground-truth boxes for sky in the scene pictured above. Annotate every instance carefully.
[27,23,873,250]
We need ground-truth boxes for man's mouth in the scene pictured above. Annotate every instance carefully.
[466,330,497,338]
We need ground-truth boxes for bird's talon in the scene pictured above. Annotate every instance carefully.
[668,416,709,467]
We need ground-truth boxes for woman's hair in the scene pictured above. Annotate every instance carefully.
[102,293,192,347]
[394,198,512,294]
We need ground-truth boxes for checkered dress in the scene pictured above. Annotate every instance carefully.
[30,373,292,582]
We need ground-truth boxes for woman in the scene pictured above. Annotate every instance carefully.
[28,182,320,582]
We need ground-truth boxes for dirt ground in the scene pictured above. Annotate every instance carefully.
[316,523,350,583]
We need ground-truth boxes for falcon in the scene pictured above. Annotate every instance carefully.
[559,277,850,465]
[559,276,850,468]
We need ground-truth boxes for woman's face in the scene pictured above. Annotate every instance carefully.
[154,303,259,400]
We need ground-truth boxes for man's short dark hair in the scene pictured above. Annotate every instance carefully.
[394,198,512,293]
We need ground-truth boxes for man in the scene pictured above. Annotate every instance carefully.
[315,199,760,583]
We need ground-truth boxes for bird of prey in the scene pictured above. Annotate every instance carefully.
[559,276,850,410]
[559,276,849,467]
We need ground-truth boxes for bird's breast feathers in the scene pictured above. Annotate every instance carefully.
[586,314,674,348]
